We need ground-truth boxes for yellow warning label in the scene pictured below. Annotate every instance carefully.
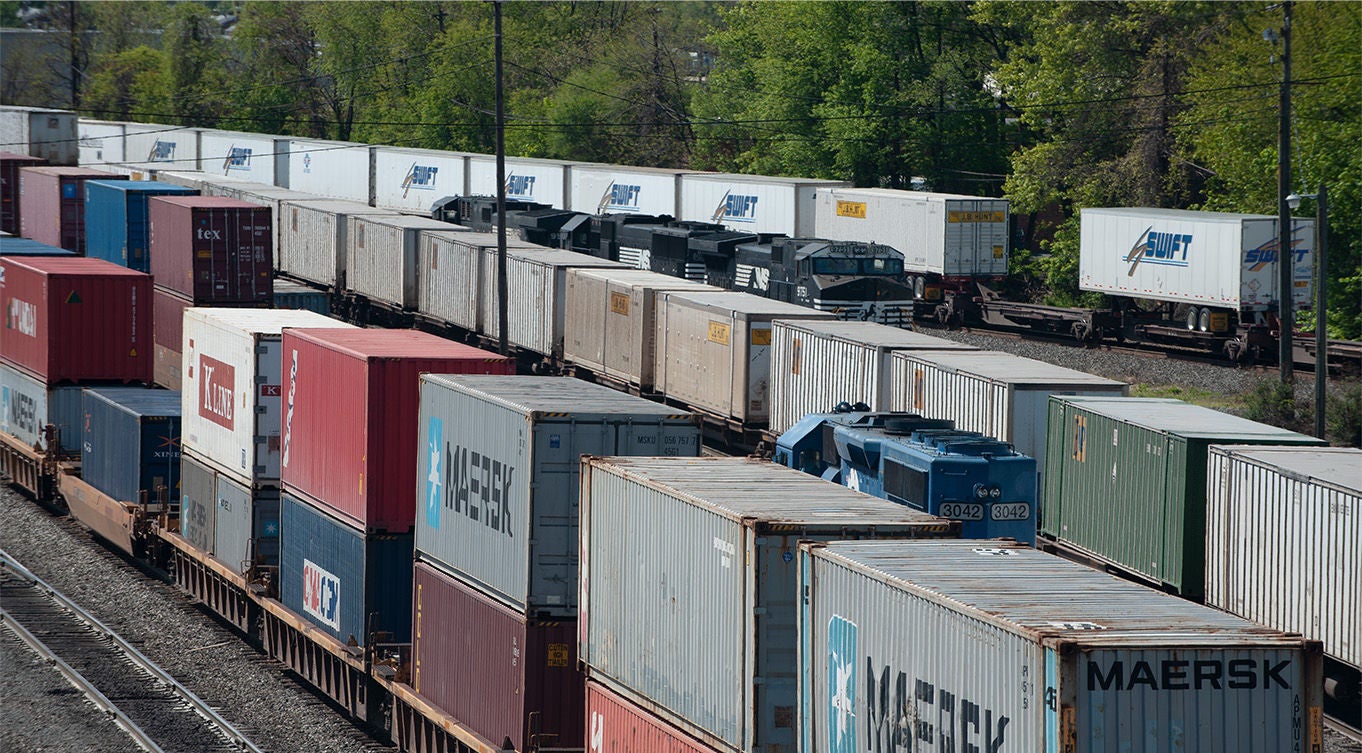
[835,200,867,219]
[707,321,731,346]
[547,643,569,667]
[948,210,1006,223]
[610,291,630,315]
[750,327,771,346]
[992,245,1005,259]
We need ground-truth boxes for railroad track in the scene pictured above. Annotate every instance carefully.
[0,548,266,753]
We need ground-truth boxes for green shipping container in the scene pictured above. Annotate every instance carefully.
[1040,396,1324,600]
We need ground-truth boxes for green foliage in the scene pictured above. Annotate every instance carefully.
[1242,378,1300,430]
[1327,384,1362,448]
[81,46,166,121]
[162,2,226,126]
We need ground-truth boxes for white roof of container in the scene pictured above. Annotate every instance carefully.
[426,375,692,417]
[571,161,694,176]
[1083,206,1275,222]
[685,172,847,186]
[895,350,1126,387]
[1213,445,1362,492]
[572,268,715,287]
[187,307,352,334]
[355,214,467,231]
[775,319,978,350]
[665,290,835,317]
[468,152,578,168]
[376,145,476,159]
[282,198,393,213]
[821,187,1007,203]
[1059,396,1322,441]
[503,247,625,265]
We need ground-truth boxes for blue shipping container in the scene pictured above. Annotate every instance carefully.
[80,387,181,503]
[84,180,197,272]
[280,490,413,646]
[272,280,331,315]
[0,236,77,256]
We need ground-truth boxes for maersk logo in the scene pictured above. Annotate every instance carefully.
[223,146,252,172]
[712,191,759,223]
[147,140,176,162]
[402,163,439,198]
[505,173,536,199]
[828,615,857,753]
[1124,226,1192,275]
[596,182,642,213]
[302,559,340,631]
[425,416,444,529]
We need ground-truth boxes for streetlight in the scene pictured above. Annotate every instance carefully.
[1286,185,1328,439]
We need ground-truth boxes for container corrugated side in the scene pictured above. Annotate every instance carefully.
[278,199,393,288]
[417,232,539,332]
[19,166,125,253]
[147,196,273,305]
[416,375,700,616]
[587,679,722,753]
[477,246,625,357]
[579,456,958,753]
[80,387,181,504]
[2,109,78,164]
[347,215,465,309]
[214,477,279,573]
[83,180,197,272]
[1,152,46,235]
[152,287,190,390]
[0,362,83,454]
[799,539,1324,753]
[179,452,217,555]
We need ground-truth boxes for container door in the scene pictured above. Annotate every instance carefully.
[127,192,150,271]
[530,420,614,616]
[59,177,84,252]
[180,456,217,554]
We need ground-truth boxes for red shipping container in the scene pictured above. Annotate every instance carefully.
[152,286,191,390]
[586,679,721,753]
[279,329,514,532]
[0,256,151,383]
[18,165,124,253]
[1,151,46,235]
[148,195,272,304]
[412,561,583,752]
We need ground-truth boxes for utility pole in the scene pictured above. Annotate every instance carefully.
[1314,184,1328,438]
[494,1,508,356]
[1276,0,1293,384]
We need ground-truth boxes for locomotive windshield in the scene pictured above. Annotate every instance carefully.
[812,257,903,276]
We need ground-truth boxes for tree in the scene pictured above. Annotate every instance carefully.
[161,1,227,126]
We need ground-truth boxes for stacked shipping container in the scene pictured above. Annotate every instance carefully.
[18,165,125,253]
[84,180,198,272]
[0,151,46,234]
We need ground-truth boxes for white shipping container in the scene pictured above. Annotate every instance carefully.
[800,539,1325,753]
[578,456,957,753]
[419,232,539,332]
[467,154,572,207]
[347,215,466,309]
[372,146,469,213]
[2,107,78,164]
[654,291,833,424]
[814,187,1009,277]
[198,130,284,184]
[768,319,979,434]
[567,163,689,216]
[477,246,624,357]
[678,173,848,237]
[278,199,392,287]
[1205,445,1361,671]
[123,122,198,172]
[77,119,125,166]
[286,138,370,202]
[181,308,355,488]
[1080,207,1315,313]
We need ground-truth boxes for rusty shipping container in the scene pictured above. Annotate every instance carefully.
[279,329,514,533]
[587,679,723,753]
[148,195,272,304]
[152,287,191,390]
[0,151,45,235]
[18,165,125,253]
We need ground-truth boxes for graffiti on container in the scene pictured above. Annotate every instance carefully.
[862,656,1011,752]
[302,558,341,631]
[433,442,515,536]
[198,354,235,430]
[8,297,38,337]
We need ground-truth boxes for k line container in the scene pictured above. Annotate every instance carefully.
[1041,396,1325,599]
[280,490,413,646]
[768,319,978,434]
[346,214,466,309]
[18,166,125,252]
[653,291,833,425]
[182,308,354,488]
[1,151,45,234]
[477,246,626,358]
[412,560,583,752]
[799,539,1324,753]
[151,287,191,390]
[0,237,73,256]
[148,195,273,304]
[416,375,700,616]
[180,452,217,555]
[84,180,198,272]
[578,456,959,753]
[0,256,152,384]
[214,476,280,572]
[80,387,181,504]
[1205,445,1360,674]
[279,199,394,288]
[586,679,722,753]
[563,267,720,390]
[0,107,78,164]
[0,361,83,454]
[677,173,849,237]
[417,231,540,332]
[280,329,514,533]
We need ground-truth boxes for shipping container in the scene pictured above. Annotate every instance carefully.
[347,214,466,309]
[467,154,573,207]
[477,246,626,357]
[151,170,253,193]
[198,130,287,185]
[372,146,469,213]
[0,361,83,455]
[286,138,371,202]
[678,173,849,237]
[579,456,959,753]
[80,387,181,504]
[563,267,720,390]
[0,256,152,384]
[1,151,45,234]
[0,107,78,164]
[123,122,198,172]
[417,375,700,616]
[152,287,191,390]
[76,120,125,167]
[0,236,74,257]
[654,291,833,425]
[208,183,319,257]
[280,329,514,533]
[18,166,125,252]
[279,490,413,646]
[768,319,978,434]
[799,539,1325,753]
[412,561,583,752]
[214,476,280,572]
[1041,396,1325,599]
[272,280,330,314]
[179,452,217,555]
[814,188,1010,279]
[1080,207,1315,314]
[418,231,541,332]
[568,164,690,217]
[586,679,722,753]
[181,308,352,488]
[148,195,273,304]
[279,199,395,288]
[84,180,198,272]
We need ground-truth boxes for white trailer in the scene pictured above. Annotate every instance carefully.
[1,106,78,165]
[678,173,848,237]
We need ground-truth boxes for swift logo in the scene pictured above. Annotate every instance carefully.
[505,173,536,199]
[147,140,176,162]
[711,191,759,223]
[402,163,439,198]
[1244,231,1309,271]
[223,146,252,172]
[425,417,443,529]
[198,354,235,430]
[282,350,298,467]
[7,298,37,337]
[1124,226,1192,275]
[828,615,858,753]
[302,559,340,631]
[596,182,642,213]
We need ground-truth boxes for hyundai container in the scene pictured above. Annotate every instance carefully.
[285,138,371,202]
[467,154,573,207]
[568,164,690,217]
[0,107,78,164]
[678,173,848,237]
[279,490,413,646]
[346,214,466,310]
[0,256,151,384]
[586,679,722,753]
[148,195,272,304]
[80,387,180,504]
[412,560,583,752]
[0,236,74,257]
[799,539,1324,753]
[214,475,280,573]
[0,151,45,234]
[372,146,469,213]
[18,165,124,252]
[417,231,542,332]
[182,308,354,488]
[272,280,330,314]
[84,180,198,272]
[416,375,700,616]
[279,199,395,288]
[152,287,191,390]
[578,456,958,753]
[653,291,833,425]
[280,329,514,533]
[180,452,217,555]
[0,361,83,454]
[1041,396,1325,599]
[477,246,626,358]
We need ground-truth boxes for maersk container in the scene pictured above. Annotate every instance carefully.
[653,291,833,425]
[286,139,371,202]
[272,280,330,314]
[418,231,542,332]
[813,188,1010,278]
[0,362,83,455]
[568,164,689,217]
[198,130,287,185]
[372,146,469,213]
[0,236,74,256]
[148,195,273,305]
[799,539,1325,753]
[214,476,280,573]
[123,122,198,173]
[677,173,848,237]
[586,679,723,753]
[563,267,720,390]
[1079,207,1315,313]
[578,456,959,753]
[279,199,394,288]
[346,214,466,309]
[77,120,124,166]
[888,349,1127,485]
[280,329,514,533]
[152,287,191,390]
[416,375,700,616]
[18,165,125,252]
[80,387,181,504]
[182,308,354,488]
[1041,396,1325,599]
[180,452,217,555]
[768,319,978,434]
[0,107,78,164]
[84,180,198,272]
[412,560,583,753]
[477,246,626,358]
[467,153,573,207]
[1,151,45,234]
[279,490,413,646]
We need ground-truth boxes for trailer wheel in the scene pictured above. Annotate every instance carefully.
[1185,307,1199,331]
[1197,307,1212,332]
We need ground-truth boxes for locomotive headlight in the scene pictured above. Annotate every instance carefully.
[974,484,990,500]
[989,486,1003,499]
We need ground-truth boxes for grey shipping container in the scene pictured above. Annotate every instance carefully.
[179,452,217,554]
[80,387,181,505]
[578,456,959,753]
[278,199,395,288]
[799,539,1324,753]
[418,231,541,332]
[0,361,84,455]
[476,246,626,358]
[347,214,466,309]
[214,476,280,573]
[415,375,700,618]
